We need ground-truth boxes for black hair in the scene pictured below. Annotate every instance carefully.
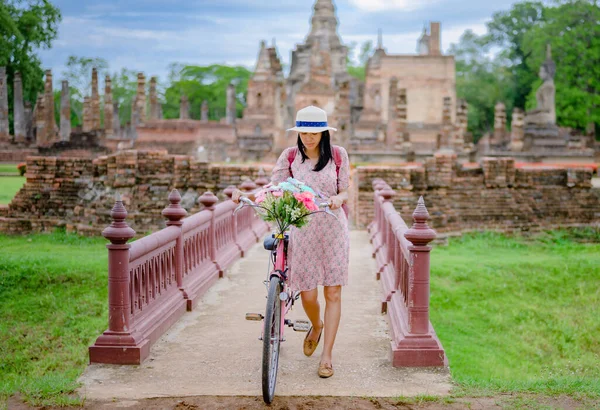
[296,130,333,172]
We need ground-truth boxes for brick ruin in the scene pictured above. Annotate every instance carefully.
[0,150,274,235]
[1,150,598,236]
[352,152,600,233]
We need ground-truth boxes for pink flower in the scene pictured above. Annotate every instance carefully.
[272,190,283,197]
[294,192,318,212]
[255,192,266,204]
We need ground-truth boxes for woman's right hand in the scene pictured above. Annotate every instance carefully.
[232,189,244,204]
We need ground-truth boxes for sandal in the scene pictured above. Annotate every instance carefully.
[303,320,323,357]
[318,362,334,378]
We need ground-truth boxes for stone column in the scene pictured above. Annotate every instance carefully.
[201,100,208,122]
[179,95,190,120]
[83,96,92,132]
[112,102,120,137]
[91,68,101,131]
[0,67,10,142]
[149,77,159,120]
[456,99,469,144]
[134,73,146,123]
[104,75,113,139]
[226,83,236,125]
[13,72,26,143]
[439,96,452,150]
[493,102,506,144]
[60,80,71,141]
[24,102,33,142]
[509,108,524,152]
[387,77,398,149]
[34,94,46,144]
[396,88,409,151]
[44,70,57,143]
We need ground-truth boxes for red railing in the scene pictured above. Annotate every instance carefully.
[89,183,269,365]
[369,179,447,367]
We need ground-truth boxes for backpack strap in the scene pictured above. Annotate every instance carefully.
[287,147,298,177]
[332,146,342,179]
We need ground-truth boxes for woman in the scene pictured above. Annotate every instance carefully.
[233,105,350,378]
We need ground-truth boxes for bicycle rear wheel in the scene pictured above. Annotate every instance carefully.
[262,276,282,404]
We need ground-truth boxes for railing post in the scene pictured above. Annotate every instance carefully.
[255,167,270,187]
[90,194,146,364]
[240,179,263,240]
[162,189,187,289]
[224,185,244,255]
[198,191,221,276]
[404,196,436,335]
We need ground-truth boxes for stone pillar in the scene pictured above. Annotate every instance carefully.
[44,70,57,143]
[439,96,452,150]
[179,95,190,120]
[34,94,46,144]
[13,72,26,143]
[396,88,409,151]
[133,73,146,123]
[226,82,236,125]
[509,108,524,152]
[112,102,120,136]
[91,68,101,131]
[201,100,208,122]
[104,75,113,139]
[24,102,33,142]
[60,80,71,141]
[387,77,398,149]
[0,67,10,142]
[149,77,160,120]
[456,99,470,145]
[429,22,441,56]
[83,96,93,132]
[493,102,506,144]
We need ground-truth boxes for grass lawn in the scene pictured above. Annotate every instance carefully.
[0,231,108,407]
[430,229,600,398]
[0,229,598,408]
[0,176,25,205]
[0,163,19,174]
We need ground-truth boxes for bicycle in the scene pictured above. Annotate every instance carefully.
[234,195,336,404]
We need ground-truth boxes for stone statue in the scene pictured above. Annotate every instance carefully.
[525,44,556,125]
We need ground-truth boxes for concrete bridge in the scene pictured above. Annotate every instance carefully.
[80,180,450,400]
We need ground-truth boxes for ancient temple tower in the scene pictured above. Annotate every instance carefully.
[237,39,287,155]
[287,0,350,119]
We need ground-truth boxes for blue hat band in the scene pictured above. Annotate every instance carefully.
[296,121,328,127]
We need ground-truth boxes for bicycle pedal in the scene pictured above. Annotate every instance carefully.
[293,320,311,332]
[245,313,264,321]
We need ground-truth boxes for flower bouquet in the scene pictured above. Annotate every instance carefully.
[253,178,321,232]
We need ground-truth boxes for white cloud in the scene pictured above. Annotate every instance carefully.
[348,0,439,12]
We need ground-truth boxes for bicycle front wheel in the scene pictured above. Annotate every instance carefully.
[262,275,282,404]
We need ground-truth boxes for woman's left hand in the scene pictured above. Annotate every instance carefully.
[329,195,344,210]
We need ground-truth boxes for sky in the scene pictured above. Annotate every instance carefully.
[39,0,525,83]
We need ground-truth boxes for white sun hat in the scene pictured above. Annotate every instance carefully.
[286,105,337,133]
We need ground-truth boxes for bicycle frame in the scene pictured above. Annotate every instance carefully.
[268,234,293,342]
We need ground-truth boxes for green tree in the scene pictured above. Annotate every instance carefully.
[163,64,252,121]
[449,30,516,141]
[110,68,139,126]
[0,0,61,134]
[484,1,546,109]
[522,0,600,134]
[347,40,372,81]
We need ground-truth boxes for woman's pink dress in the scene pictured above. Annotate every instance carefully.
[271,146,350,291]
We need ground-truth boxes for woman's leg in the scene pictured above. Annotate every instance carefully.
[321,285,342,365]
[301,288,322,342]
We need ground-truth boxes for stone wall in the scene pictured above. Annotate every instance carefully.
[354,153,600,233]
[1,150,272,235]
[2,150,599,236]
